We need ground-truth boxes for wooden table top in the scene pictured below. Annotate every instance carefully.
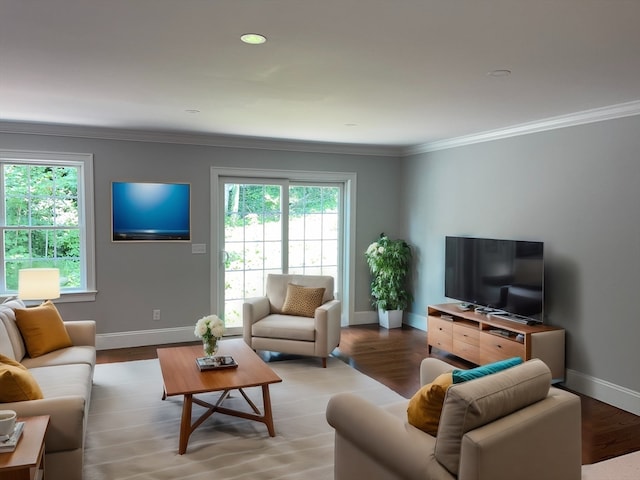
[0,415,49,470]
[157,338,282,397]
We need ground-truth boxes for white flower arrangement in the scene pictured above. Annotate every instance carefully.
[194,314,225,340]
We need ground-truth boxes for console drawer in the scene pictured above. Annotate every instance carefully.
[453,339,481,364]
[453,324,480,346]
[428,317,453,351]
[479,332,525,364]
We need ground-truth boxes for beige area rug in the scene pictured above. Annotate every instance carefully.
[84,356,406,480]
[582,450,640,480]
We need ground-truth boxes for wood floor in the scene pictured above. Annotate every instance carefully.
[96,324,640,466]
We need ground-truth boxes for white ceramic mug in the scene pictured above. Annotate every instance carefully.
[0,410,17,436]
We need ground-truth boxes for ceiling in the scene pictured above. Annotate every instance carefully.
[2,0,640,153]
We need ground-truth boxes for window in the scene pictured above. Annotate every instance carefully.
[0,150,96,299]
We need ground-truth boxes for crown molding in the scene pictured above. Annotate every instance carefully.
[403,99,640,156]
[0,121,403,158]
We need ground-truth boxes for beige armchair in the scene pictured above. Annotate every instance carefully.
[242,274,341,367]
[327,357,582,480]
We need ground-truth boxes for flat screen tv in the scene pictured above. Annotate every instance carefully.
[111,181,191,241]
[445,236,544,322]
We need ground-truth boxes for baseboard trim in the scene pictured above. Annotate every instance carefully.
[563,369,640,416]
[96,326,195,350]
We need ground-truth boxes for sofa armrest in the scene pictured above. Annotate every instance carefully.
[420,357,456,386]
[326,393,449,480]
[242,297,271,345]
[5,396,86,453]
[64,320,96,347]
[458,387,582,480]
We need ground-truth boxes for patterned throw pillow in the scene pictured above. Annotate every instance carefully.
[281,283,326,317]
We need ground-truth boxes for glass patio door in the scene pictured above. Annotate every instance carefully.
[220,178,341,331]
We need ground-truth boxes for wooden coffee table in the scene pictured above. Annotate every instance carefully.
[0,415,49,480]
[157,338,282,454]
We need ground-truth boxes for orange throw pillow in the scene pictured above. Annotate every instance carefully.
[0,354,44,401]
[407,372,453,435]
[15,300,72,358]
[281,283,326,317]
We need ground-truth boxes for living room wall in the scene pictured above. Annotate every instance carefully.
[0,130,402,339]
[400,114,640,413]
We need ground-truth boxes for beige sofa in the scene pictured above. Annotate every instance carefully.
[0,298,95,480]
[243,274,341,367]
[327,357,582,480]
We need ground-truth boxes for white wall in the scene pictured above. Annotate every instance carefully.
[401,114,640,413]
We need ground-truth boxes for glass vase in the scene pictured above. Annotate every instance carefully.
[202,336,219,357]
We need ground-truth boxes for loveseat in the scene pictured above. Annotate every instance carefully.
[243,274,341,367]
[327,357,582,480]
[0,298,95,480]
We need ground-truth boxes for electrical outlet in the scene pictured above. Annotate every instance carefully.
[152,309,161,321]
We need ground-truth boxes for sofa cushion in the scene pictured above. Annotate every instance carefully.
[407,372,453,435]
[0,299,27,361]
[15,300,73,358]
[452,356,523,383]
[0,353,44,401]
[281,283,326,318]
[435,358,552,476]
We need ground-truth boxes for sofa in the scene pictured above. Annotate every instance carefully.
[326,357,582,480]
[0,297,95,480]
[243,274,341,367]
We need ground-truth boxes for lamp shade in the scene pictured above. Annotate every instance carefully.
[18,268,61,300]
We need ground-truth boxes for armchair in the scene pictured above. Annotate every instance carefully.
[242,274,341,367]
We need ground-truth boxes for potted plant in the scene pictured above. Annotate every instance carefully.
[365,233,413,328]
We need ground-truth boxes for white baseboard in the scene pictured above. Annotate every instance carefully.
[351,310,378,325]
[96,326,195,350]
[563,369,640,416]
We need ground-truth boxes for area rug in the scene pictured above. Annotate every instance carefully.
[84,357,406,480]
[581,450,640,480]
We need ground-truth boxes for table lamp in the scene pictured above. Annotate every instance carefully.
[17,268,61,301]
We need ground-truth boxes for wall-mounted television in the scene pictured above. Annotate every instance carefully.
[111,181,191,241]
[445,236,544,322]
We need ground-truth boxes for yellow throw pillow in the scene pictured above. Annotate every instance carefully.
[0,353,44,401]
[15,300,73,358]
[407,372,453,435]
[281,283,326,317]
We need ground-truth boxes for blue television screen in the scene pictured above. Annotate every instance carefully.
[112,182,190,241]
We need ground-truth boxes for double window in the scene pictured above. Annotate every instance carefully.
[0,150,95,298]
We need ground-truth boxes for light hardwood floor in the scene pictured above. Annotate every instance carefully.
[96,324,640,465]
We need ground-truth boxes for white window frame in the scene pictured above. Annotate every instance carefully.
[0,149,96,302]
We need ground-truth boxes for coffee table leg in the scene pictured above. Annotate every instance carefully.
[179,394,193,454]
[262,384,276,437]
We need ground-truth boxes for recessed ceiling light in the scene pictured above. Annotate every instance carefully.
[487,69,512,77]
[240,33,267,45]
[185,109,200,114]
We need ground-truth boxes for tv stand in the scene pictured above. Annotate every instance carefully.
[427,303,565,382]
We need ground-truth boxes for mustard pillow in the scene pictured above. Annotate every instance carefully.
[281,283,326,317]
[15,300,72,358]
[0,353,44,401]
[407,372,453,435]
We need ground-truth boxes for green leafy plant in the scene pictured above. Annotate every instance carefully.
[365,233,413,311]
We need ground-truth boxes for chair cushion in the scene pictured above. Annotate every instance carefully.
[281,283,325,318]
[15,301,73,358]
[435,359,551,476]
[407,372,453,435]
[251,314,316,342]
[0,353,44,401]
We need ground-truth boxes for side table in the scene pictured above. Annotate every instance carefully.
[0,415,50,480]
